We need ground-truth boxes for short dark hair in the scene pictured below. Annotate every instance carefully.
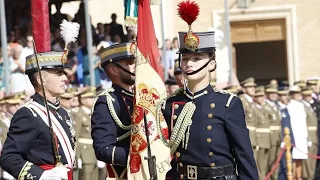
[28,72,39,89]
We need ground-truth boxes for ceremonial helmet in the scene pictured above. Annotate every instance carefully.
[176,0,221,75]
[25,20,80,75]
[99,43,135,76]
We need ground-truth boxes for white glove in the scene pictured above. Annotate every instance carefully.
[3,171,14,180]
[97,160,106,168]
[280,142,285,148]
[308,141,312,147]
[39,166,70,180]
[77,159,82,169]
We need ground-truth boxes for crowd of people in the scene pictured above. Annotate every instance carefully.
[0,1,182,101]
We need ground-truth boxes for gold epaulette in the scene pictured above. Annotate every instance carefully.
[213,88,236,108]
[213,88,236,96]
[97,87,115,97]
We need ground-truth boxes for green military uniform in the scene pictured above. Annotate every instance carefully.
[301,88,317,180]
[294,80,307,89]
[239,77,257,159]
[254,86,271,179]
[0,102,7,180]
[75,87,98,180]
[70,106,80,180]
[223,85,239,94]
[60,92,80,180]
[0,111,7,149]
[264,85,281,180]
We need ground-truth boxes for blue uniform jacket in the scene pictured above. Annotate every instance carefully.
[91,84,133,176]
[278,107,295,180]
[0,93,74,180]
[162,85,258,180]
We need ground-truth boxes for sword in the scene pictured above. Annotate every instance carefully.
[32,39,63,166]
[143,111,158,180]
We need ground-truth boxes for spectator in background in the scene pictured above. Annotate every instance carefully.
[51,28,64,51]
[270,79,278,87]
[83,45,101,86]
[73,2,85,26]
[103,23,112,43]
[0,48,4,98]
[65,51,78,86]
[20,36,35,96]
[111,35,121,44]
[51,1,68,29]
[9,45,26,93]
[108,13,125,42]
[96,23,105,42]
[172,37,179,59]
[163,39,175,78]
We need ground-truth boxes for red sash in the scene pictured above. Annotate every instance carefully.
[39,164,72,180]
[106,164,127,179]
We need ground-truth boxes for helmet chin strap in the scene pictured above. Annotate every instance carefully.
[182,59,213,76]
[112,62,135,76]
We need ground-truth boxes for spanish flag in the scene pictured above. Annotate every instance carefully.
[127,0,170,179]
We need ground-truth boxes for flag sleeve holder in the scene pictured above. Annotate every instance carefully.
[143,111,158,180]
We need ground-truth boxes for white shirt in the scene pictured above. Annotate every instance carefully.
[287,99,308,159]
[244,94,253,103]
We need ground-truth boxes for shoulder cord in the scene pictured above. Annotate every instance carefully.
[156,88,196,155]
[92,87,131,141]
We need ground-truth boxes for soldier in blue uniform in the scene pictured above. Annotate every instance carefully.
[158,2,259,179]
[277,86,295,180]
[91,43,135,179]
[0,51,76,180]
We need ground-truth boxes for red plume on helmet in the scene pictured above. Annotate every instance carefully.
[177,0,200,52]
[177,0,200,26]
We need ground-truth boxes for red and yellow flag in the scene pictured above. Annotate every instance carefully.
[127,0,170,179]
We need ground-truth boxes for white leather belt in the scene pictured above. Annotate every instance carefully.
[270,126,280,131]
[308,126,317,131]
[247,126,256,131]
[256,128,271,133]
[78,138,93,144]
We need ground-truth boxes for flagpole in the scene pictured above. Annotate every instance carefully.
[224,0,233,84]
[83,0,95,86]
[0,0,10,94]
[160,0,168,80]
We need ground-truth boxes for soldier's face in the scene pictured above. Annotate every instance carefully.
[310,85,318,93]
[70,96,79,108]
[81,97,95,108]
[168,85,180,95]
[6,103,19,115]
[60,98,71,108]
[244,86,255,97]
[175,74,184,88]
[279,95,289,104]
[266,92,278,102]
[42,69,67,97]
[303,95,312,102]
[291,93,302,101]
[254,95,264,105]
[181,53,210,82]
[118,59,136,86]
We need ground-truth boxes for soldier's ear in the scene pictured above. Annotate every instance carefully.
[108,66,118,76]
[36,71,47,86]
[36,74,42,86]
[208,60,216,72]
